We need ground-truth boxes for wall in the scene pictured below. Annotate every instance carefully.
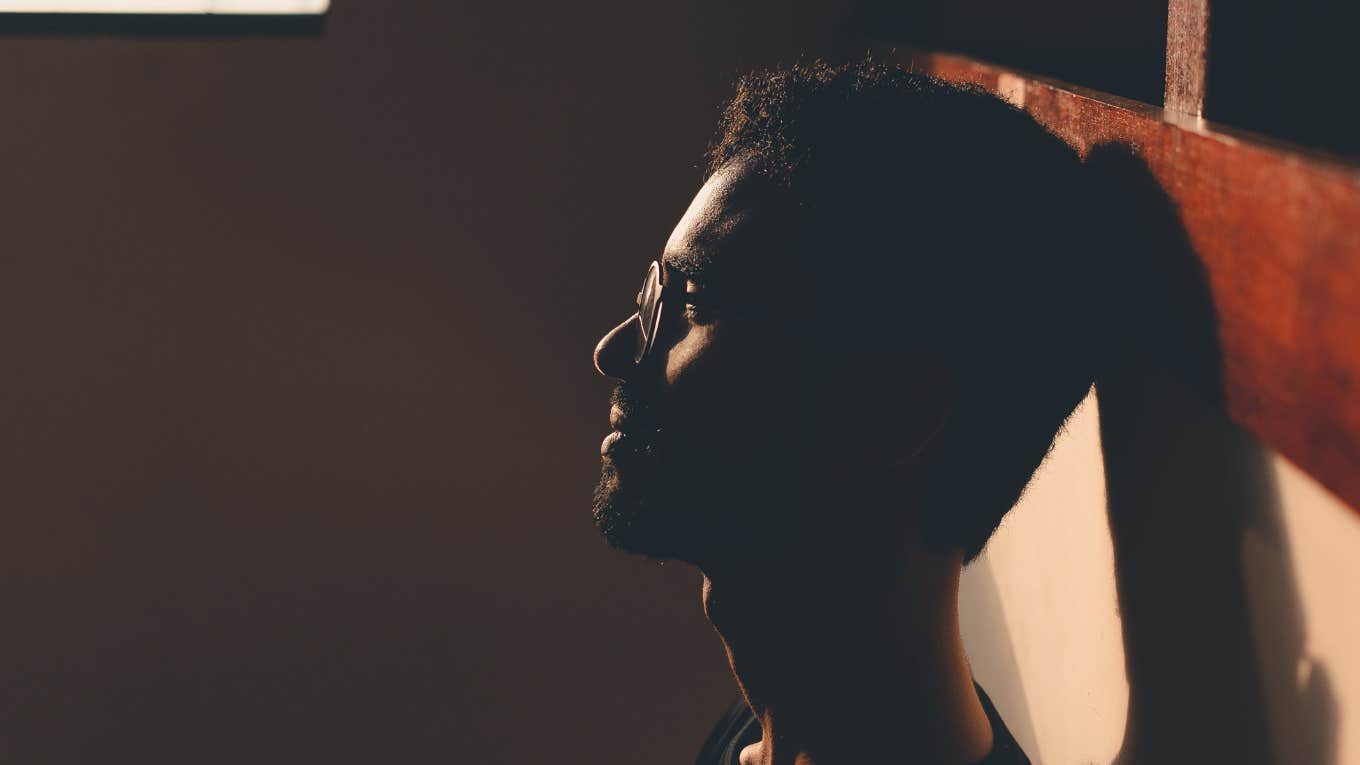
[5,4,1355,764]
[0,3,854,762]
[963,380,1360,764]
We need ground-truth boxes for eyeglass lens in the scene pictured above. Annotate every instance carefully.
[634,261,663,364]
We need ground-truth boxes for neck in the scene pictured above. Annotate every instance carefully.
[699,532,993,765]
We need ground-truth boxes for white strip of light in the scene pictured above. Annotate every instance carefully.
[0,0,328,13]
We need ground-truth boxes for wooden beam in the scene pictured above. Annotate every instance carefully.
[897,49,1360,515]
[1164,0,1210,115]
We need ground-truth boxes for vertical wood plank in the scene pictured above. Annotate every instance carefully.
[1165,0,1210,115]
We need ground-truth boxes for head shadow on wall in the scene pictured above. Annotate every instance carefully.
[1086,143,1336,765]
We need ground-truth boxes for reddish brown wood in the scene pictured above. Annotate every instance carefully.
[1165,0,1210,116]
[898,49,1360,515]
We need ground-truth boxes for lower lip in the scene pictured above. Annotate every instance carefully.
[601,430,625,456]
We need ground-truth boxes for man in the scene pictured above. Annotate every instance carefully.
[591,58,1098,765]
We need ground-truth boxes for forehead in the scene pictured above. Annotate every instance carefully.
[661,161,802,290]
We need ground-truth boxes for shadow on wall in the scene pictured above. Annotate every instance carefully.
[1087,144,1337,765]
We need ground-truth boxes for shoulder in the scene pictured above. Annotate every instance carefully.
[974,682,1033,765]
[693,687,1030,765]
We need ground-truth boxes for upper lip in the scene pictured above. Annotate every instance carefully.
[610,405,653,434]
[609,406,629,432]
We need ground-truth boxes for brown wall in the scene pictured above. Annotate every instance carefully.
[0,3,851,762]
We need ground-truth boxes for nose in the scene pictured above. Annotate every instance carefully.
[593,313,640,380]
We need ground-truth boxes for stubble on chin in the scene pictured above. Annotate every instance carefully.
[592,447,717,563]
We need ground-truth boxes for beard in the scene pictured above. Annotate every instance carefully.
[592,383,812,568]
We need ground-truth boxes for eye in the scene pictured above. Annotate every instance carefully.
[681,280,712,303]
[682,289,718,323]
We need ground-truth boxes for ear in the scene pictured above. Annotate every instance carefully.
[817,343,954,469]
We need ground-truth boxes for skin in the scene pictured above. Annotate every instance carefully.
[593,160,995,765]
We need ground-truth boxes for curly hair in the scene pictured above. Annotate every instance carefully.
[705,57,1101,562]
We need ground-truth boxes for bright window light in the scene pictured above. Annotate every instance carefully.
[0,0,328,12]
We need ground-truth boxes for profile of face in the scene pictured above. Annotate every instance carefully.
[591,161,830,569]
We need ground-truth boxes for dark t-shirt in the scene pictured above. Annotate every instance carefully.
[693,683,1031,765]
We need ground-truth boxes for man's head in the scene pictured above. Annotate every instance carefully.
[592,58,1097,573]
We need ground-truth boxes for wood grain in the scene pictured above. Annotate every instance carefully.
[1164,0,1210,116]
[898,49,1360,515]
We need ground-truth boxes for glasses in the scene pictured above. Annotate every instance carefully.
[633,260,677,364]
[629,259,809,365]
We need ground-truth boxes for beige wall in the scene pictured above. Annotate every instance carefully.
[963,384,1360,764]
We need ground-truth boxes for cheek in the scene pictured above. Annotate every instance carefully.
[662,322,818,445]
[661,323,712,387]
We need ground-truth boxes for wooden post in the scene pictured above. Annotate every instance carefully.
[1164,0,1210,116]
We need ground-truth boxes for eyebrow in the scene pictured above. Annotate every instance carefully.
[661,250,714,286]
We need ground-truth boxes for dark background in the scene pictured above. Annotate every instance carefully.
[0,1,1351,763]
[0,3,854,763]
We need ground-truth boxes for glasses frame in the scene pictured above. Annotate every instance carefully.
[629,258,814,365]
[633,260,678,364]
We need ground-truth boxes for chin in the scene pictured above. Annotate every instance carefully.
[592,444,804,569]
[592,458,703,564]
[593,459,667,557]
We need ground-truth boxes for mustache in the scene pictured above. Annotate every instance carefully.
[610,382,663,433]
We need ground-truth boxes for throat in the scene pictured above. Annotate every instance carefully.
[700,555,993,765]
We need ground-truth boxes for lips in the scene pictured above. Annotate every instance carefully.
[603,387,661,460]
[609,404,658,437]
[600,430,625,456]
[601,417,659,460]
[608,405,631,432]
